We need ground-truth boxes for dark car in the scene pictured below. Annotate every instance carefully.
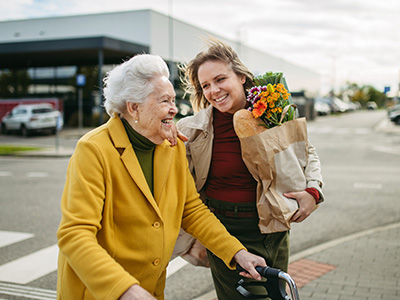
[388,104,400,125]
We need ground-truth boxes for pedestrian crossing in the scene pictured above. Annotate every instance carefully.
[0,283,56,300]
[0,231,33,248]
[0,172,49,178]
[0,244,58,284]
[0,230,188,299]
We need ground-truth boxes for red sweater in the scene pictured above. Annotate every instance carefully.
[205,109,257,203]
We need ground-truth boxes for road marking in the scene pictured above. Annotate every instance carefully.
[0,231,34,248]
[0,244,58,284]
[0,283,56,300]
[373,145,400,155]
[0,171,12,177]
[353,182,383,189]
[26,172,49,178]
[166,257,188,278]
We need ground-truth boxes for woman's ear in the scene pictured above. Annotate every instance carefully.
[126,101,139,115]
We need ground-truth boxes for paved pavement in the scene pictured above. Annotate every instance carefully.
[191,222,400,300]
[3,118,400,300]
[288,222,400,300]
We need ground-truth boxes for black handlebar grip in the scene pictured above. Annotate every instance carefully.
[237,264,282,280]
[237,265,267,275]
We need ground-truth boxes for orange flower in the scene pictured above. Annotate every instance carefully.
[252,101,268,118]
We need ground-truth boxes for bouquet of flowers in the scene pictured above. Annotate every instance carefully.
[233,72,310,233]
[247,72,295,129]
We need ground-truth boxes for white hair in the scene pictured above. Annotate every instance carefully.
[103,54,170,117]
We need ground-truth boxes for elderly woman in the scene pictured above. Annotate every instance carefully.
[56,54,266,300]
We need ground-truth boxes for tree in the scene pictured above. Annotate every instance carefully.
[339,82,387,108]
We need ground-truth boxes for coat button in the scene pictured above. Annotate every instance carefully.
[153,221,161,228]
[153,258,160,266]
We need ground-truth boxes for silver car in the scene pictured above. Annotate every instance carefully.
[1,103,63,136]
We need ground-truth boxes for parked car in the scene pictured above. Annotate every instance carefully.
[316,97,349,113]
[1,103,63,136]
[314,98,331,116]
[388,105,400,125]
[366,101,378,110]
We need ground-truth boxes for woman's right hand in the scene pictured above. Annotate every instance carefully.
[167,122,188,146]
[119,285,157,300]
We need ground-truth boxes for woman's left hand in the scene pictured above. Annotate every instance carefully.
[166,122,188,146]
[234,249,267,281]
[285,191,317,223]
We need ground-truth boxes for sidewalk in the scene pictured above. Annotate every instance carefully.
[5,127,92,158]
[5,117,400,300]
[195,222,400,300]
[289,222,400,300]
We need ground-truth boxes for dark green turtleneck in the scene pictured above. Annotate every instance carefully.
[122,118,156,194]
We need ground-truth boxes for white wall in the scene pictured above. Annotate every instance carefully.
[0,9,321,95]
[0,10,152,46]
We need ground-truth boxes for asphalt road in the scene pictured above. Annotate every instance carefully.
[0,109,399,300]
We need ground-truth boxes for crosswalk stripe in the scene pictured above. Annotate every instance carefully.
[0,230,186,295]
[26,172,49,178]
[0,171,12,177]
[0,244,58,284]
[0,282,56,300]
[166,257,188,278]
[0,230,34,248]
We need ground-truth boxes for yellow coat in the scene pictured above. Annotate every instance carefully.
[57,116,244,300]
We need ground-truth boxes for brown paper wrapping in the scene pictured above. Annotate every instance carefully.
[233,109,309,233]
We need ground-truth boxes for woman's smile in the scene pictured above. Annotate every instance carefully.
[161,118,174,127]
[215,94,228,103]
[198,60,246,114]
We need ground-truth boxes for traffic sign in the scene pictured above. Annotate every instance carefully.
[76,74,86,87]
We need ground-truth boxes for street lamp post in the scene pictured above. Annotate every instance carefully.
[168,0,175,87]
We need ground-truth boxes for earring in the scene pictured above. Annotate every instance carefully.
[134,119,138,124]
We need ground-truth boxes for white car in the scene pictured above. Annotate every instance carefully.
[1,103,63,136]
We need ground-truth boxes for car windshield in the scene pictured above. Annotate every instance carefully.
[32,108,53,113]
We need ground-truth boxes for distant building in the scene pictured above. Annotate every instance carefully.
[0,9,320,125]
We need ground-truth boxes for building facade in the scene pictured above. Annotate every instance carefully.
[0,9,320,125]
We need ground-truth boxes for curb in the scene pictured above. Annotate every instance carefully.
[289,222,400,263]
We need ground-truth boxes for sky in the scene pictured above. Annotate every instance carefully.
[1,0,400,97]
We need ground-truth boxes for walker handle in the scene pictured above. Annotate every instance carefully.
[236,265,300,300]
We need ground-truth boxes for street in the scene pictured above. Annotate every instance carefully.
[0,109,399,300]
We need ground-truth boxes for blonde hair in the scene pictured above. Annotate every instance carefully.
[180,37,254,112]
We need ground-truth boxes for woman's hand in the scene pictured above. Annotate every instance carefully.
[166,122,188,146]
[285,191,317,223]
[119,285,157,300]
[234,249,267,281]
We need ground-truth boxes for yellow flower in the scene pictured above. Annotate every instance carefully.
[267,84,274,94]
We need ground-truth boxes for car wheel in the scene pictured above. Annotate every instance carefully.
[20,125,30,137]
[1,123,8,135]
[395,116,400,126]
